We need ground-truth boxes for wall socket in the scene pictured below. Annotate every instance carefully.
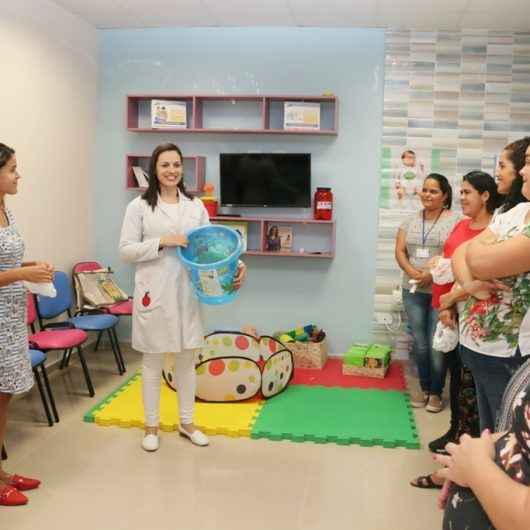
[374,312,393,326]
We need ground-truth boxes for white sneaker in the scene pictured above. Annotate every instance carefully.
[178,425,209,446]
[141,433,160,452]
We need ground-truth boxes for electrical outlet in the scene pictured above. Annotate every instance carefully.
[374,312,393,326]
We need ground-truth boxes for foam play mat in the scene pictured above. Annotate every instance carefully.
[290,359,406,391]
[84,373,264,437]
[85,372,419,449]
[251,385,419,449]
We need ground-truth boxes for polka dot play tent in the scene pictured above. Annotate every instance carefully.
[163,332,294,402]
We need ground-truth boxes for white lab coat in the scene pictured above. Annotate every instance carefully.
[119,193,210,354]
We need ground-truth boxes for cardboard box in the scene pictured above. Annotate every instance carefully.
[342,343,392,379]
[289,339,328,369]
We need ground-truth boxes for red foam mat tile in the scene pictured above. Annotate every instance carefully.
[291,359,406,391]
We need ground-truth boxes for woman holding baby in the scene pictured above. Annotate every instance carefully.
[448,137,530,433]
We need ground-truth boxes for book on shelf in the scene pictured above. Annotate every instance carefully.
[132,166,149,188]
[151,99,187,129]
[278,226,293,252]
[283,101,321,130]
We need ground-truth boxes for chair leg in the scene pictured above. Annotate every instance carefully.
[94,331,103,351]
[76,346,95,397]
[60,349,68,370]
[40,364,59,423]
[33,367,53,427]
[112,327,126,373]
[107,328,125,375]
[106,329,122,375]
[1,445,7,460]
[64,348,73,368]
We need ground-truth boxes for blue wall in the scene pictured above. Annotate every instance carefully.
[95,27,385,354]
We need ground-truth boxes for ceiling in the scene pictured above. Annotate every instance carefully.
[51,0,530,31]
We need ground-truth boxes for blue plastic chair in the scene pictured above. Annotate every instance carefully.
[36,272,126,376]
[29,349,59,426]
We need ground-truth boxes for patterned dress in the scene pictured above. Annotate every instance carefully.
[0,208,33,394]
[443,381,530,529]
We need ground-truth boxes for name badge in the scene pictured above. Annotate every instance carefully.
[416,247,430,258]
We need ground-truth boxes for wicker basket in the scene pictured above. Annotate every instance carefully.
[342,363,388,379]
[289,339,328,369]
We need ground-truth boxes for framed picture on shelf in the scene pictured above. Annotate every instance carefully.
[216,221,248,252]
[283,101,321,130]
[278,226,293,252]
[151,100,187,129]
[266,224,281,252]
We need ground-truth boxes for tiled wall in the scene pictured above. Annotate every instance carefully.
[375,30,530,356]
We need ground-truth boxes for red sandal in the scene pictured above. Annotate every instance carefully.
[0,485,28,506]
[8,474,41,491]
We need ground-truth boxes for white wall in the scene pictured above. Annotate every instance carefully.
[0,1,98,272]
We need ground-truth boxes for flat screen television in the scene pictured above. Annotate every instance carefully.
[220,153,311,208]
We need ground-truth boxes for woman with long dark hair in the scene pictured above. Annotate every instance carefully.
[411,139,530,490]
[410,171,501,489]
[395,173,460,412]
[0,143,54,505]
[451,137,530,433]
[120,143,246,452]
[433,138,530,530]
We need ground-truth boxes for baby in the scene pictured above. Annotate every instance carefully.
[431,230,504,309]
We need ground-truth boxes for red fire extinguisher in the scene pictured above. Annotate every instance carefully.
[314,187,333,220]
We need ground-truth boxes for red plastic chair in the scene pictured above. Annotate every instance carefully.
[27,293,94,397]
[72,261,132,351]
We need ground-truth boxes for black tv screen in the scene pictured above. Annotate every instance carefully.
[220,153,311,208]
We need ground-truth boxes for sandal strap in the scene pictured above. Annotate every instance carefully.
[410,474,441,489]
[0,485,20,500]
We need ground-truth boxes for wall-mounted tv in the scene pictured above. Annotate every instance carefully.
[220,153,311,208]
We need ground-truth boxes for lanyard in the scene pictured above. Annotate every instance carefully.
[422,209,443,247]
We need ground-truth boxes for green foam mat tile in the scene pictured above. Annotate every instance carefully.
[251,385,419,449]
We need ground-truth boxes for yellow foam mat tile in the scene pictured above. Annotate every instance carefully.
[93,374,264,438]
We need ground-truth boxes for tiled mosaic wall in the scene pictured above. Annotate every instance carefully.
[375,30,530,356]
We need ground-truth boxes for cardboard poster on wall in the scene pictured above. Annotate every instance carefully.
[379,147,439,212]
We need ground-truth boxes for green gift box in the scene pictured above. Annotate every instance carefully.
[343,343,370,367]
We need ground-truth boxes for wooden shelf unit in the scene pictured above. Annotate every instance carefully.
[126,154,205,193]
[126,94,338,135]
[211,216,335,259]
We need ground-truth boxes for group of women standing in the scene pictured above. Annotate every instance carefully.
[396,137,530,529]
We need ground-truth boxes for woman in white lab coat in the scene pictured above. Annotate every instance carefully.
[119,142,246,452]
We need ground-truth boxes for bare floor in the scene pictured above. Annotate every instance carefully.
[4,347,447,530]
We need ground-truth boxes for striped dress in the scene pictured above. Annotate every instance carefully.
[0,208,33,394]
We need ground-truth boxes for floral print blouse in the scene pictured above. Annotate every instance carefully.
[460,203,530,358]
